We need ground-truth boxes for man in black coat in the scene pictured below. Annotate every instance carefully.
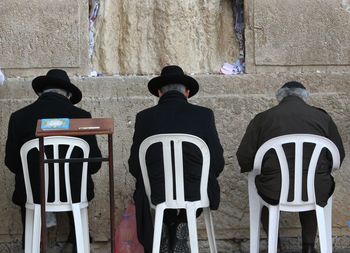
[5,69,102,252]
[236,81,345,253]
[128,65,225,253]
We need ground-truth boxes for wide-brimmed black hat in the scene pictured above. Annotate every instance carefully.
[148,65,199,97]
[32,69,82,104]
[281,81,306,90]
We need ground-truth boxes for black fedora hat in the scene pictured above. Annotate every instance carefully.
[281,81,306,89]
[32,69,82,104]
[148,65,199,97]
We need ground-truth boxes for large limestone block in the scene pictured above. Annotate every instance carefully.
[92,0,238,75]
[0,0,88,74]
[253,0,350,66]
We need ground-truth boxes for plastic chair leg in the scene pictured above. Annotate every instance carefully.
[72,204,85,253]
[24,208,34,253]
[249,194,262,253]
[81,207,90,253]
[32,205,41,253]
[152,206,165,253]
[203,208,217,253]
[316,203,333,253]
[186,207,199,253]
[325,199,333,253]
[267,206,280,253]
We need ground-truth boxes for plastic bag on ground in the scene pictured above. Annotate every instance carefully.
[114,203,144,253]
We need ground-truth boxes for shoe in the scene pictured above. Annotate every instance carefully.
[302,244,318,253]
[160,223,171,253]
[173,222,190,253]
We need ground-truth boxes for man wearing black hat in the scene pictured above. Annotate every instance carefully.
[5,69,102,252]
[128,65,225,253]
[236,81,345,253]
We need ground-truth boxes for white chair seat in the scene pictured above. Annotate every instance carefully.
[20,136,91,253]
[248,134,340,253]
[139,134,217,253]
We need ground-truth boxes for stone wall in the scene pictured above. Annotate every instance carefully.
[91,0,238,75]
[245,0,350,74]
[252,0,350,66]
[0,0,238,77]
[0,0,350,250]
[1,74,349,247]
[0,0,89,77]
[2,0,350,76]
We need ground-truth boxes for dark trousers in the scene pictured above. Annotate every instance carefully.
[261,206,318,245]
[161,209,202,250]
[20,206,76,249]
[163,209,187,226]
[163,208,203,226]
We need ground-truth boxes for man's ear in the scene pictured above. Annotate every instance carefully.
[185,89,190,98]
[158,89,163,97]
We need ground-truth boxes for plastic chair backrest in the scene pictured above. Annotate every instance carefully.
[20,136,90,206]
[139,134,210,209]
[253,134,340,210]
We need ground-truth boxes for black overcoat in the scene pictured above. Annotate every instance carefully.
[128,91,225,251]
[5,92,102,205]
[236,96,345,207]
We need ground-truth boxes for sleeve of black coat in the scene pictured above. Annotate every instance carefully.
[327,118,345,165]
[83,112,102,174]
[5,114,20,174]
[236,116,260,173]
[206,110,225,177]
[128,114,142,179]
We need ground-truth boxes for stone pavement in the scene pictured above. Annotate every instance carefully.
[1,240,349,253]
[0,241,109,253]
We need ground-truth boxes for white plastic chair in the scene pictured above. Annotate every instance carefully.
[248,134,341,253]
[20,136,91,253]
[139,134,217,253]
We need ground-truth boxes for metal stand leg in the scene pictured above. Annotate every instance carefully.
[39,137,47,253]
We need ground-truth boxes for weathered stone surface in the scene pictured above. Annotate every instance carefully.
[0,0,89,75]
[252,0,350,66]
[92,0,238,75]
[1,73,349,245]
[1,0,350,77]
[1,238,350,252]
[0,0,349,249]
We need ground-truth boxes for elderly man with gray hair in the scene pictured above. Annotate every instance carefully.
[236,81,345,253]
[5,69,102,253]
[129,65,224,253]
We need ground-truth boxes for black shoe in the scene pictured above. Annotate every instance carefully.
[173,222,190,253]
[160,223,171,253]
[302,244,318,253]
